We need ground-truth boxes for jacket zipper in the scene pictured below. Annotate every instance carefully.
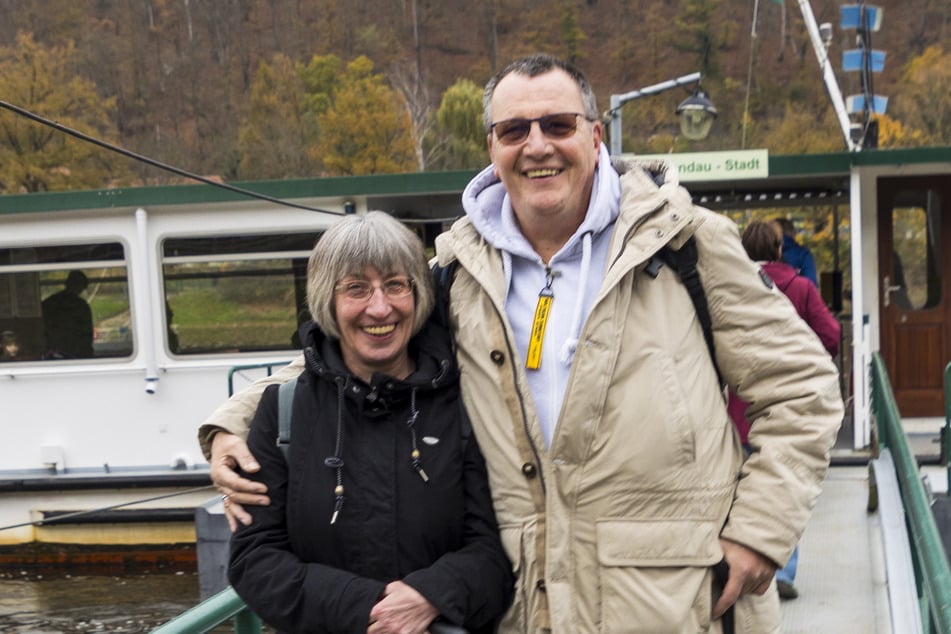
[453,252,547,495]
[493,292,547,495]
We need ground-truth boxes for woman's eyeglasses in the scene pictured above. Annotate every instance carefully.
[335,276,414,301]
[490,112,592,146]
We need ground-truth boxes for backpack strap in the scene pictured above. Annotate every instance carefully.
[431,259,459,359]
[647,236,721,381]
[459,398,472,456]
[430,260,457,331]
[276,375,298,461]
[430,260,472,454]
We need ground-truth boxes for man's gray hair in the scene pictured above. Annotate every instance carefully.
[307,211,434,339]
[482,53,599,132]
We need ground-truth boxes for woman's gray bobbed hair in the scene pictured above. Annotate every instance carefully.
[306,211,435,339]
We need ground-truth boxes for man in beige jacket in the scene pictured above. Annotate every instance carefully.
[200,54,842,633]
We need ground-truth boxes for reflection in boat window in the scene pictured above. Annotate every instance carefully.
[0,243,133,362]
[162,232,318,355]
[892,189,941,311]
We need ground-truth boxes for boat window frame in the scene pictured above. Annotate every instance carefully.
[160,231,317,357]
[0,240,135,364]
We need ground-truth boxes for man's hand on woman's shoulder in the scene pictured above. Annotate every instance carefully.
[210,431,270,532]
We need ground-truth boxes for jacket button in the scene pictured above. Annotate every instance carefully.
[490,350,505,365]
[521,463,537,478]
[535,579,546,591]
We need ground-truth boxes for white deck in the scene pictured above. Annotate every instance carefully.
[783,409,951,634]
[780,466,892,633]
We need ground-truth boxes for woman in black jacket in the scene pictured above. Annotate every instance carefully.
[228,212,513,634]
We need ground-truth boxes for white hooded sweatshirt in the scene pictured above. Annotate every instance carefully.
[460,143,622,446]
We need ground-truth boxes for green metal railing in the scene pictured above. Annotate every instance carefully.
[151,586,261,634]
[227,362,285,397]
[871,353,951,632]
[944,362,951,494]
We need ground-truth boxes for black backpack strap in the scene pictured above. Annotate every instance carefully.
[430,260,471,453]
[459,397,472,456]
[430,260,457,331]
[647,239,730,629]
[276,375,298,461]
[649,236,721,381]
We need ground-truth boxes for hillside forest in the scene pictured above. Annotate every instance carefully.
[0,0,948,194]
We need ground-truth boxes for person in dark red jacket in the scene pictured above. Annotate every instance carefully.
[728,219,840,601]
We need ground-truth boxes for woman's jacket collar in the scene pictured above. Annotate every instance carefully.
[297,319,457,405]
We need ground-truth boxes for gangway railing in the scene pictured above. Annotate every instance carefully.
[151,585,261,633]
[944,362,951,494]
[871,353,951,632]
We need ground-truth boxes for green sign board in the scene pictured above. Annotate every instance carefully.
[625,149,769,182]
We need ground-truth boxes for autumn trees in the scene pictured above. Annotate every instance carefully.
[0,33,491,191]
[237,53,316,180]
[0,33,123,192]
[891,46,951,147]
[0,0,948,193]
[0,30,482,189]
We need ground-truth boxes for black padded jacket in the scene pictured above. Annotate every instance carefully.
[229,318,513,633]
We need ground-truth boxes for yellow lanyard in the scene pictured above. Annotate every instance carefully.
[526,268,555,370]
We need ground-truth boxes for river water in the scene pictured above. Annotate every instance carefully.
[0,570,200,633]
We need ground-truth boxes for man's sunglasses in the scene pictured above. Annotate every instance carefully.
[490,112,593,146]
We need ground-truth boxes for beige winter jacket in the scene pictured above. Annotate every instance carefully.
[431,159,843,633]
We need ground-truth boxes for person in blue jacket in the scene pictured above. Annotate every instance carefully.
[775,217,818,286]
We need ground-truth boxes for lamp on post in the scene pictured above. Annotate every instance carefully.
[607,72,717,156]
[675,89,718,140]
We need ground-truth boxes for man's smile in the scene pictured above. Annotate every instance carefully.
[525,168,562,178]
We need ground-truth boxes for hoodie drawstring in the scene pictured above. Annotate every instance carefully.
[405,388,429,482]
[320,376,431,524]
[325,378,346,525]
[559,231,592,363]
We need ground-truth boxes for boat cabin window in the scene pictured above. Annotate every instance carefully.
[0,242,133,362]
[891,189,941,311]
[162,232,317,355]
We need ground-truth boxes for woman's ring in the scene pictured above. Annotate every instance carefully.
[221,494,230,504]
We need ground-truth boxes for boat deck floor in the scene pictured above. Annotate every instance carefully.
[781,416,948,634]
[780,465,891,633]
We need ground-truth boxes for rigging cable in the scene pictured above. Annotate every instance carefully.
[0,485,216,532]
[0,99,339,216]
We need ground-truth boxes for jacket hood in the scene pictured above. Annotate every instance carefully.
[461,143,621,262]
[610,156,690,227]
